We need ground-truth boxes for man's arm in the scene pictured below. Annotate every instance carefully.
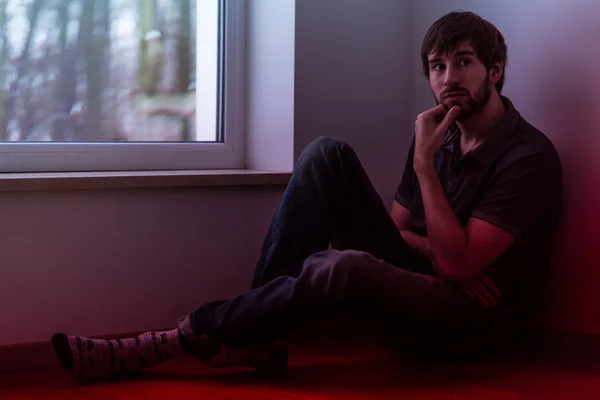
[411,104,561,282]
[390,201,411,230]
[391,187,504,307]
[392,185,508,279]
[391,134,434,258]
[411,104,505,280]
[416,165,514,281]
[390,201,433,258]
[400,230,432,259]
[416,151,561,283]
[392,191,502,307]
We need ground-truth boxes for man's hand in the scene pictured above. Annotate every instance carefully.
[413,104,461,173]
[460,268,501,308]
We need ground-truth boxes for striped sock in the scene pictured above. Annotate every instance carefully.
[51,329,183,381]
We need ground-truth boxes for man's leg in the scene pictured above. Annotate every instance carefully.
[50,138,435,382]
[251,136,427,290]
[53,250,503,382]
[181,250,491,352]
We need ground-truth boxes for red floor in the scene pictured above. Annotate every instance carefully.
[2,336,600,399]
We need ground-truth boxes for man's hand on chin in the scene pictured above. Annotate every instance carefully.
[413,104,461,173]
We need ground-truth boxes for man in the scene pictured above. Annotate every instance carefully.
[52,11,562,382]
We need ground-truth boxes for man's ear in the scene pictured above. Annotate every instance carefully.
[489,62,503,84]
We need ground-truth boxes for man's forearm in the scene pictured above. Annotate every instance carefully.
[400,230,431,259]
[415,165,468,280]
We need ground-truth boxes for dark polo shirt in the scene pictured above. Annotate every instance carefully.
[395,96,563,314]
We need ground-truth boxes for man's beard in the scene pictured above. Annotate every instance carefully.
[436,74,492,120]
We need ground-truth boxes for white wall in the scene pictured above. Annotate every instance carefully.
[0,187,284,346]
[295,0,415,205]
[413,0,600,334]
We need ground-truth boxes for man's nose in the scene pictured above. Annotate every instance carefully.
[443,67,460,87]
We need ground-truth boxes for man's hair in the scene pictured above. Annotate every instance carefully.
[421,11,508,93]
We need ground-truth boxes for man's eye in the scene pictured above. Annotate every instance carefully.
[460,59,471,67]
[433,64,445,71]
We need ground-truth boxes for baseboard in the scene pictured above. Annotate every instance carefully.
[0,318,371,374]
[0,321,352,375]
[3,325,600,374]
[0,340,58,374]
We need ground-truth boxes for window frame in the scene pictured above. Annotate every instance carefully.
[0,0,246,173]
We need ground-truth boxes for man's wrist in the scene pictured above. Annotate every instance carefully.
[413,156,436,177]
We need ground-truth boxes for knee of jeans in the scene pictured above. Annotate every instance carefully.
[305,249,370,280]
[332,249,373,273]
[301,136,348,161]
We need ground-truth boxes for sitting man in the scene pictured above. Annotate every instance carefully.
[52,10,563,381]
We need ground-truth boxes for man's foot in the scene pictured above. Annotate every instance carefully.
[189,335,288,372]
[51,329,183,382]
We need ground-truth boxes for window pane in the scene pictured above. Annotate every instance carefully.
[0,0,221,143]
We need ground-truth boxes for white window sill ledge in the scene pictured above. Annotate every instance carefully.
[0,169,292,192]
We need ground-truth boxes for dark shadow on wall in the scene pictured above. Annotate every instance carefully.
[525,6,600,332]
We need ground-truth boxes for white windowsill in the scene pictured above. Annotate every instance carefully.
[0,169,292,192]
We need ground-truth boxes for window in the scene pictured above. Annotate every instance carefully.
[0,0,245,173]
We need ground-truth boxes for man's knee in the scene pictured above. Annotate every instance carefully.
[299,136,350,163]
[303,249,373,281]
[299,250,382,308]
[331,249,373,271]
[310,136,348,152]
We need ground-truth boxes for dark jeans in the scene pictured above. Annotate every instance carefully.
[178,137,515,359]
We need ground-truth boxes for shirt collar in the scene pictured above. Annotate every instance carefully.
[442,96,521,165]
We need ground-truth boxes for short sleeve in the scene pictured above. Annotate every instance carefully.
[394,136,417,209]
[470,153,562,238]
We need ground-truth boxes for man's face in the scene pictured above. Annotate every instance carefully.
[427,43,493,120]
